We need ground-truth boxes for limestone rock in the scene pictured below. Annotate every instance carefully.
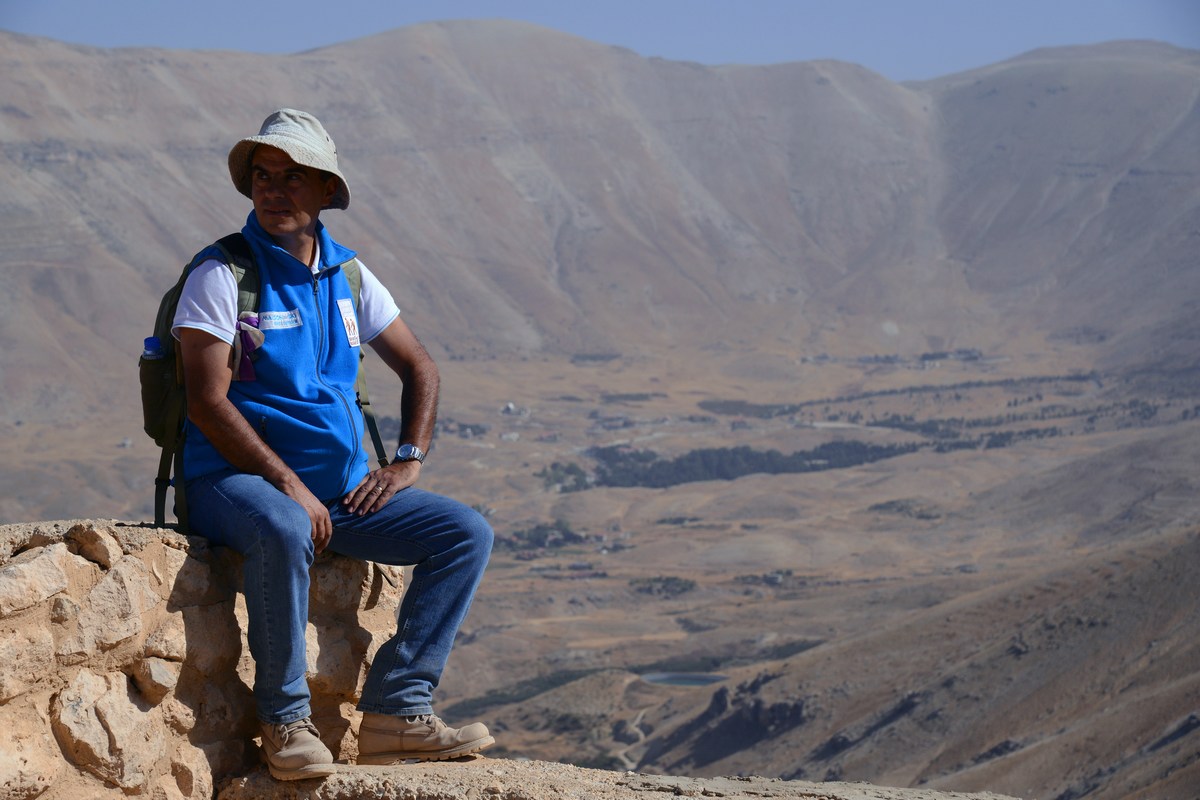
[306,625,362,698]
[51,668,167,790]
[167,742,216,800]
[0,519,404,799]
[0,627,54,702]
[80,557,162,650]
[131,656,179,705]
[49,595,78,624]
[0,697,65,800]
[168,540,239,607]
[144,610,187,662]
[0,543,75,618]
[66,523,123,569]
[180,600,244,678]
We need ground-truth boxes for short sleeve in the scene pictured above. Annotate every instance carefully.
[172,259,238,344]
[354,260,401,343]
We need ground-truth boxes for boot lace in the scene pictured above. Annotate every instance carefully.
[274,717,319,743]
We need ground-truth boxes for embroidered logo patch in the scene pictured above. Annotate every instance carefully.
[337,298,360,347]
[258,309,302,330]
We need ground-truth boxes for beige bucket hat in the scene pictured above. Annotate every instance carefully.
[227,108,351,210]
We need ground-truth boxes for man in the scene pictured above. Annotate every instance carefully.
[173,108,494,780]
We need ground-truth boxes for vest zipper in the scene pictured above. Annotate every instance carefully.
[312,266,363,490]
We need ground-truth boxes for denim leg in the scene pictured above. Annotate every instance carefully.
[185,469,315,725]
[327,488,493,716]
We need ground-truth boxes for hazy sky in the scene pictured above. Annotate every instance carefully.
[2,0,1198,81]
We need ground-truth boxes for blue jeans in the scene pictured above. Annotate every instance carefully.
[186,469,493,724]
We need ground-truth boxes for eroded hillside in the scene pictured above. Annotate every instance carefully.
[2,23,1199,800]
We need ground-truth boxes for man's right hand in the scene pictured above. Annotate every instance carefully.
[280,479,333,553]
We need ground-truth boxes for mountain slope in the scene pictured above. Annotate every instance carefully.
[2,30,1198,437]
[629,522,1200,798]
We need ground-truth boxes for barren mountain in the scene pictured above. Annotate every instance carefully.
[2,28,1197,450]
[1,21,1199,800]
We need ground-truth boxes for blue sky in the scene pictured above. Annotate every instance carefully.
[2,0,1197,81]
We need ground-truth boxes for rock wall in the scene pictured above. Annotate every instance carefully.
[0,520,403,800]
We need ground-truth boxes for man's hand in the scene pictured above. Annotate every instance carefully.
[180,327,329,548]
[343,316,438,517]
[342,460,422,516]
[280,478,333,552]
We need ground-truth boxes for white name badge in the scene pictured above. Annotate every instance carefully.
[259,309,303,330]
[337,298,360,347]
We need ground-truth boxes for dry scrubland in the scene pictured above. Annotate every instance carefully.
[2,22,1200,800]
[4,363,1198,798]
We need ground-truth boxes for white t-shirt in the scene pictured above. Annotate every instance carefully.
[172,242,400,344]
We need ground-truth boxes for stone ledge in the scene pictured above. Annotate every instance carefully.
[217,759,1021,800]
[0,518,403,800]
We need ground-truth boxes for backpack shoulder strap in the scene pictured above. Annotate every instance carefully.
[342,258,362,310]
[211,232,259,315]
[339,258,389,468]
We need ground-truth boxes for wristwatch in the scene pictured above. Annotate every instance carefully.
[395,443,426,464]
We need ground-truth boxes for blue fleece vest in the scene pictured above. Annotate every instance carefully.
[183,212,369,500]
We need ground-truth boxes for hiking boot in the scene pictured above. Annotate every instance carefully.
[259,717,336,780]
[357,712,495,763]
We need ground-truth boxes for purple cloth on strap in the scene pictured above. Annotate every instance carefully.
[236,313,262,382]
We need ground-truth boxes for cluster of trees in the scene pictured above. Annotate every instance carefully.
[586,441,920,489]
[536,422,1079,493]
[526,371,1187,494]
[875,412,1066,439]
[734,569,796,587]
[536,461,591,492]
[498,520,588,550]
[868,499,941,520]
[697,373,1097,420]
[874,411,1071,444]
[630,576,697,597]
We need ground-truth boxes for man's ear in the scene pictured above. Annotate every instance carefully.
[323,177,337,205]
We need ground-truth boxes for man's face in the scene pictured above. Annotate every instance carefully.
[249,145,336,241]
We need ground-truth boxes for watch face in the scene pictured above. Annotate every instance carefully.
[397,444,425,462]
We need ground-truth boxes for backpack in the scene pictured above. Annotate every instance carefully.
[139,232,389,531]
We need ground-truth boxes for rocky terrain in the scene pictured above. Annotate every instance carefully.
[0,519,404,798]
[0,519,1021,800]
[2,21,1200,800]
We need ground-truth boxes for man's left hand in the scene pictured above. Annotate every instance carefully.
[342,460,421,515]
